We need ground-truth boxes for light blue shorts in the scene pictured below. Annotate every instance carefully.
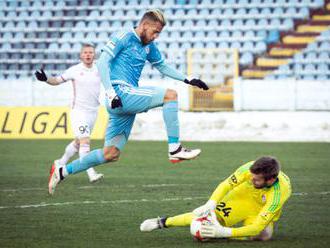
[104,84,166,150]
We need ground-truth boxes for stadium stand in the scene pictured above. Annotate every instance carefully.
[0,0,329,81]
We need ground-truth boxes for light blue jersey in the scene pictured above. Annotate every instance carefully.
[95,28,187,150]
[102,29,164,88]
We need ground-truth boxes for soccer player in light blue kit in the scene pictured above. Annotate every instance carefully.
[48,9,209,195]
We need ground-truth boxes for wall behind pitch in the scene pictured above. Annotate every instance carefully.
[234,79,330,111]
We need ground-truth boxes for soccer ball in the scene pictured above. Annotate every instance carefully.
[190,215,212,242]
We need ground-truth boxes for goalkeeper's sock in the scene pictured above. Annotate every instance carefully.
[163,101,180,151]
[65,149,106,175]
[59,141,78,164]
[165,212,194,227]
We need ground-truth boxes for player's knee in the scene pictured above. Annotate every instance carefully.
[103,146,120,162]
[79,137,90,145]
[164,89,177,102]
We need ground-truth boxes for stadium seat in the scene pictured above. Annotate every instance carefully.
[240,52,253,65]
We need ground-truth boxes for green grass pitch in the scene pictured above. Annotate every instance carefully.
[0,140,329,247]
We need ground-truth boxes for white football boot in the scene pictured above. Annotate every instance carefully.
[87,168,104,183]
[140,217,167,232]
[48,160,64,195]
[169,145,201,163]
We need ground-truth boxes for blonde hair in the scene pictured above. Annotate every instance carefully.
[141,9,166,26]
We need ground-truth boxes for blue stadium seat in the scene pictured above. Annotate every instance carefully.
[48,43,60,51]
[196,20,207,27]
[233,20,244,30]
[318,51,330,60]
[223,8,234,18]
[273,7,284,16]
[230,41,241,49]
[255,41,267,53]
[2,32,13,41]
[257,19,268,29]
[61,43,72,52]
[232,30,243,38]
[199,9,209,18]
[236,8,247,17]
[219,41,229,49]
[244,30,255,39]
[248,7,259,15]
[86,32,97,42]
[261,8,271,16]
[4,21,15,30]
[26,32,37,39]
[245,19,256,29]
[208,19,219,28]
[28,21,38,30]
[282,19,294,30]
[205,41,216,48]
[14,32,24,40]
[98,32,109,40]
[182,31,193,40]
[36,43,47,49]
[210,9,222,16]
[270,19,281,27]
[306,52,317,60]
[18,11,29,19]
[240,52,253,65]
[242,41,254,51]
[206,30,218,39]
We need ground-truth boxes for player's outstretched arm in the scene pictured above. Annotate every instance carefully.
[34,69,61,86]
[154,61,209,90]
[184,78,209,90]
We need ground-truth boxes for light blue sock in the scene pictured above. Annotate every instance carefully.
[66,149,106,175]
[163,101,180,144]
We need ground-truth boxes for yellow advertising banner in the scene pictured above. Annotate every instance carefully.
[0,107,108,139]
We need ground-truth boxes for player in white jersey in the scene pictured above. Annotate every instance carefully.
[35,43,103,183]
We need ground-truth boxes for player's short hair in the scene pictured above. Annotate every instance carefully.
[141,9,166,26]
[80,43,95,51]
[250,156,280,180]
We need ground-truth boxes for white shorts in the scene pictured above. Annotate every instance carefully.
[70,109,98,139]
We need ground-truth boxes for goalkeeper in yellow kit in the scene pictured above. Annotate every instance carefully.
[140,156,292,241]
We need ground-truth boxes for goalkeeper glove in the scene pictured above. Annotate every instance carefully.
[200,211,232,238]
[193,200,217,217]
[106,88,123,109]
[35,69,47,82]
[184,78,209,90]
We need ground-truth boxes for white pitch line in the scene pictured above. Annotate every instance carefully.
[0,184,195,192]
[0,196,206,210]
[0,191,329,210]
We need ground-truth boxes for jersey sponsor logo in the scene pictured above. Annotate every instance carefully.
[262,194,266,203]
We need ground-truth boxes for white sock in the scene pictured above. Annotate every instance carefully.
[59,141,78,165]
[79,143,97,177]
[169,143,181,153]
